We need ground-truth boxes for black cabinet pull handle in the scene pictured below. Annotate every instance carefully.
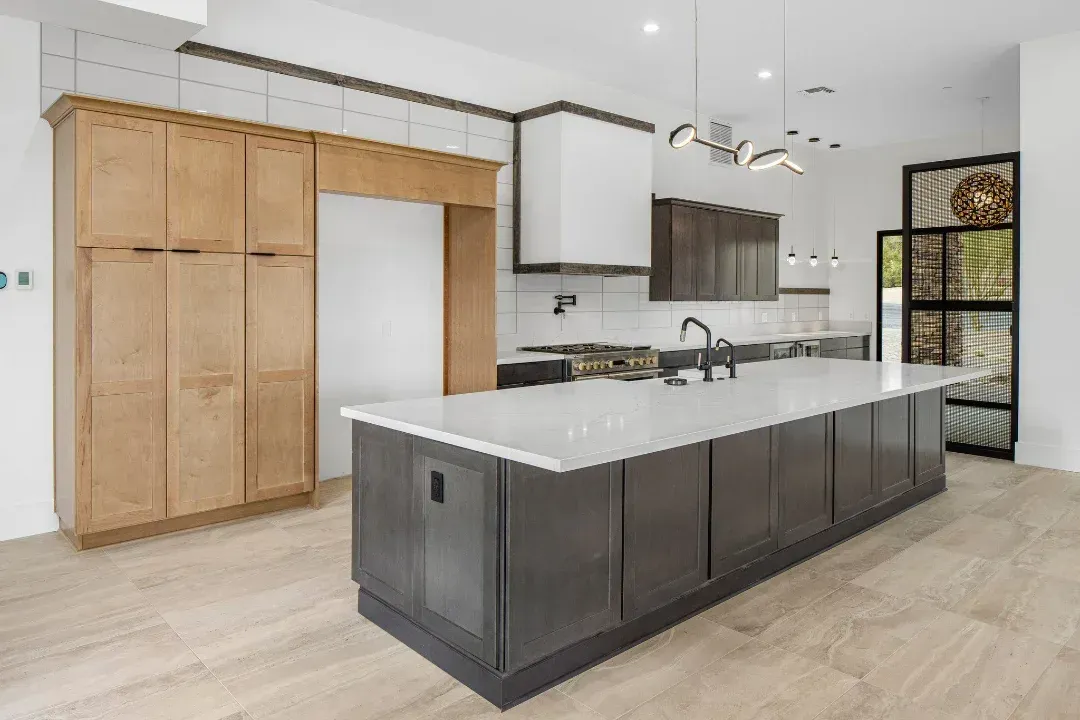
[250,251,277,257]
[132,247,163,252]
[170,248,201,253]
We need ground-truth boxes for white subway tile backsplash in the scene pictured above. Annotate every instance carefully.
[602,292,639,311]
[782,293,801,309]
[496,227,513,249]
[497,163,514,185]
[496,183,513,206]
[799,294,820,308]
[409,123,467,154]
[496,271,516,292]
[638,276,650,292]
[409,102,466,131]
[180,54,267,94]
[41,86,64,113]
[497,314,517,335]
[603,312,640,330]
[467,134,512,163]
[562,275,603,292]
[701,309,730,326]
[517,291,559,313]
[733,309,755,325]
[566,293,602,312]
[268,72,342,108]
[41,25,74,57]
[562,311,603,338]
[496,205,513,228]
[42,54,75,90]
[497,291,517,314]
[496,248,513,271]
[797,308,819,323]
[343,110,409,144]
[344,88,408,120]
[76,32,177,77]
[603,276,640,293]
[516,274,562,292]
[180,81,267,122]
[639,310,672,328]
[467,114,513,141]
[517,312,562,342]
[267,97,342,133]
[77,61,179,107]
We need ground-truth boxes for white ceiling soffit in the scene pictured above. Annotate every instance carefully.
[316,0,1080,149]
[0,0,206,49]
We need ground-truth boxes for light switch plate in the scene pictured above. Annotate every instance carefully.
[15,269,32,290]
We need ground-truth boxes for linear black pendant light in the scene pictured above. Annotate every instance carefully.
[669,0,803,175]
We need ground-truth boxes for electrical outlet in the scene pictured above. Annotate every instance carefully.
[863,312,870,320]
[818,310,823,321]
[791,311,797,321]
[761,312,768,322]
[848,312,854,319]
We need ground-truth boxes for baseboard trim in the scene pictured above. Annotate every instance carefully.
[1015,440,1080,472]
[0,500,60,542]
[358,475,946,709]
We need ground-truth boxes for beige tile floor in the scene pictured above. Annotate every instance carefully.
[2,454,1080,719]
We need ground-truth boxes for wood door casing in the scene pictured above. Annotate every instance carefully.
[76,111,166,249]
[246,135,315,256]
[167,124,246,253]
[444,205,496,395]
[246,255,315,501]
[167,252,246,517]
[76,248,167,533]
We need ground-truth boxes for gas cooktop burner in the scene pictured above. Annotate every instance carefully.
[518,343,651,355]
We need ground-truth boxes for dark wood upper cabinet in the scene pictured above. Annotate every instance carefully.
[651,198,780,302]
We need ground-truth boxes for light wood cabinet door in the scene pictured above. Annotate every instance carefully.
[246,135,315,256]
[246,255,315,500]
[76,111,167,249]
[167,124,246,253]
[167,252,246,517]
[76,248,167,533]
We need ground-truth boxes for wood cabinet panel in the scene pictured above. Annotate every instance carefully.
[711,427,779,577]
[623,443,709,619]
[694,209,719,301]
[756,219,778,299]
[76,248,167,532]
[167,124,246,253]
[246,135,315,256]
[167,252,246,517]
[506,461,622,671]
[669,205,696,301]
[834,403,876,523]
[444,205,496,395]
[715,211,740,300]
[878,395,914,501]
[246,255,315,501]
[778,414,833,548]
[737,215,760,300]
[76,111,166,249]
[914,389,945,484]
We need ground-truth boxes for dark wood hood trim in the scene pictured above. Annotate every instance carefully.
[513,262,651,277]
[514,101,655,133]
[778,287,831,295]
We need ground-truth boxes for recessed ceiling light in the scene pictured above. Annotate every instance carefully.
[829,143,841,149]
[786,129,799,136]
[757,70,772,79]
[643,21,659,33]
[808,137,820,143]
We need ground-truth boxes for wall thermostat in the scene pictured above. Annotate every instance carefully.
[0,271,7,290]
[15,270,32,290]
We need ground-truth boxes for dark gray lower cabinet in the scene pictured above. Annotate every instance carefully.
[778,415,834,548]
[413,439,499,667]
[505,461,622,671]
[834,403,876,523]
[711,427,779,577]
[914,388,945,484]
[623,443,709,619]
[877,396,914,500]
[354,423,415,614]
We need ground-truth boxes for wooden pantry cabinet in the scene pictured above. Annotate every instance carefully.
[50,96,318,549]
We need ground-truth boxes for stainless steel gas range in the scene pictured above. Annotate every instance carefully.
[518,343,662,381]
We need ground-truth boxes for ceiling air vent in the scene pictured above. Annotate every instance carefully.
[709,119,733,166]
[797,86,836,97]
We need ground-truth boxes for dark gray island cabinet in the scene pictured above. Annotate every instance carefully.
[350,386,947,710]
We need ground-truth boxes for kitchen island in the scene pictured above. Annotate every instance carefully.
[341,358,986,708]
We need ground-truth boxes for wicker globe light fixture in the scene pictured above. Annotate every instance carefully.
[950,170,1013,227]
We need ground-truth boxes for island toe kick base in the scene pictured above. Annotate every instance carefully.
[351,388,949,710]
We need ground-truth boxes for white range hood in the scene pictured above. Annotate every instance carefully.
[515,102,654,276]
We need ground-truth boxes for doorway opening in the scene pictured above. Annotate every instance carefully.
[877,230,903,362]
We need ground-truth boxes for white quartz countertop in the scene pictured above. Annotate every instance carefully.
[496,331,868,364]
[342,358,988,472]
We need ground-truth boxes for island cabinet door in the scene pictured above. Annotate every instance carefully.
[777,414,834,548]
[412,439,500,668]
[505,461,622,672]
[710,427,779,578]
[623,443,709,620]
[353,423,417,614]
[834,403,877,523]
[877,395,914,501]
[913,388,946,484]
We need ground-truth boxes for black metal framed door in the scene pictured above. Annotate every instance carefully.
[902,153,1020,460]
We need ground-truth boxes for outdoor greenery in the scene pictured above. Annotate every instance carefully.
[959,229,1012,301]
[881,234,903,288]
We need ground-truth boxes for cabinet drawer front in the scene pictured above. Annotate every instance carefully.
[167,124,246,253]
[820,337,846,352]
[77,248,167,533]
[76,111,166,249]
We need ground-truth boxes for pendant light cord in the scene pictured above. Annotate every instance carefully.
[979,97,986,153]
[693,0,699,125]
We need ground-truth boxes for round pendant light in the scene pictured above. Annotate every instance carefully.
[830,250,839,268]
[748,148,789,171]
[787,246,797,265]
[950,170,1013,227]
[809,249,819,267]
[669,123,697,148]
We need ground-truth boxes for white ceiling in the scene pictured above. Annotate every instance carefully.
[317,0,1080,149]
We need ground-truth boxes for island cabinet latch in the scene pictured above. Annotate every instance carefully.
[430,471,445,503]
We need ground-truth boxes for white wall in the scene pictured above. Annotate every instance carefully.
[0,15,57,540]
[317,194,444,480]
[1016,31,1080,470]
